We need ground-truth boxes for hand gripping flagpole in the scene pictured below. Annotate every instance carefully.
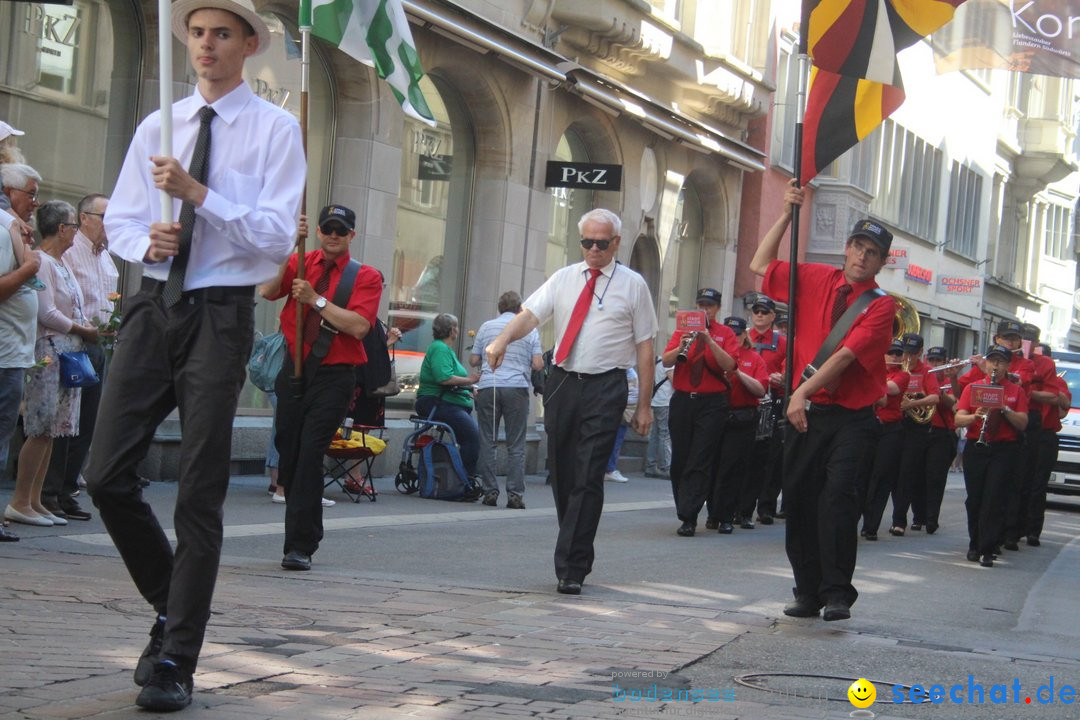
[782,1,812,415]
[158,0,173,222]
[293,0,312,393]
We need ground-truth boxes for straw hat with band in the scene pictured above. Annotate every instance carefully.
[170,0,271,57]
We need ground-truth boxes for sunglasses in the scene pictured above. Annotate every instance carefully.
[751,308,773,315]
[320,224,350,237]
[580,238,611,251]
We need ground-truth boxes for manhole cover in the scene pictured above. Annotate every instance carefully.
[104,598,315,629]
[735,673,913,704]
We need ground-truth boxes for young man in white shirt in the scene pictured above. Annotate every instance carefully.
[86,0,305,711]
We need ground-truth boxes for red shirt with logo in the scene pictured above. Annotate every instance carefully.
[749,327,786,375]
[762,260,894,409]
[956,375,1029,443]
[727,346,770,408]
[664,322,740,394]
[958,353,1034,395]
[934,377,958,430]
[1041,374,1070,432]
[876,368,910,423]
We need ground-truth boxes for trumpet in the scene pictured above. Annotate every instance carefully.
[975,369,999,448]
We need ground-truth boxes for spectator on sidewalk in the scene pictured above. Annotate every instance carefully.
[604,367,638,484]
[470,291,543,509]
[645,357,674,479]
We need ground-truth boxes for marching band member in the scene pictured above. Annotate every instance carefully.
[861,339,908,540]
[923,346,960,534]
[891,333,941,535]
[747,295,788,525]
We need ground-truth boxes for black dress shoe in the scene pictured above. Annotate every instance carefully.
[980,554,994,567]
[677,522,695,537]
[281,551,311,571]
[911,523,923,531]
[783,596,821,618]
[1027,535,1041,547]
[823,600,851,622]
[966,550,980,562]
[740,518,755,529]
[925,522,938,535]
[0,526,18,542]
[757,513,774,525]
[863,532,878,541]
[59,498,92,521]
[718,522,734,534]
[556,579,581,595]
[704,518,719,530]
[134,616,166,686]
[135,661,192,712]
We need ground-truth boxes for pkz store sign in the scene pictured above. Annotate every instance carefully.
[19,2,80,49]
[545,162,622,191]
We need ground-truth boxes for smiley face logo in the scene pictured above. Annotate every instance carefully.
[847,678,876,708]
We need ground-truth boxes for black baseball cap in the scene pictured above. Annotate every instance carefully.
[996,320,1022,338]
[887,339,904,355]
[926,346,947,360]
[985,344,1013,362]
[1021,323,1041,342]
[318,204,356,230]
[900,333,923,353]
[696,288,721,305]
[723,316,747,334]
[751,295,776,312]
[849,219,893,253]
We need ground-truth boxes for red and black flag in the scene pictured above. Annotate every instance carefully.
[800,0,967,185]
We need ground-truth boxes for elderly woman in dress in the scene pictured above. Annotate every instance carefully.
[3,200,98,527]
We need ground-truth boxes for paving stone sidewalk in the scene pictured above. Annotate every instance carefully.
[0,544,900,720]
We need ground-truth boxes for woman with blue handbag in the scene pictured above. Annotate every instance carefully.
[4,201,99,527]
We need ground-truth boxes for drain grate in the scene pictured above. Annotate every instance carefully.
[734,672,913,703]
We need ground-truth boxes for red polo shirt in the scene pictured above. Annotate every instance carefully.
[876,368,910,423]
[728,346,770,408]
[934,377,958,430]
[663,322,740,394]
[273,250,383,365]
[1041,374,1070,432]
[1028,352,1057,412]
[762,260,894,410]
[958,352,1034,395]
[956,375,1029,443]
[749,327,786,374]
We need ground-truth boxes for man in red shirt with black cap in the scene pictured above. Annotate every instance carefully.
[747,294,788,525]
[749,181,894,622]
[261,204,383,572]
[923,345,960,534]
[891,333,941,536]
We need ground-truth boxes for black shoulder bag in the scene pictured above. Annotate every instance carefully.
[800,288,887,384]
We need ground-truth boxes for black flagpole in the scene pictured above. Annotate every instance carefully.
[783,0,812,411]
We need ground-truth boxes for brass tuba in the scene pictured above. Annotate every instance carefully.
[890,295,934,424]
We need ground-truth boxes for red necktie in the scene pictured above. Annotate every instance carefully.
[555,268,601,365]
[830,284,852,328]
[303,258,335,345]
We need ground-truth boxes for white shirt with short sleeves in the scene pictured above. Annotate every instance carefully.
[524,259,657,375]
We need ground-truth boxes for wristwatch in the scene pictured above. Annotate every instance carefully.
[314,296,328,311]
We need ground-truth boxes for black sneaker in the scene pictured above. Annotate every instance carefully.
[740,517,755,530]
[1026,535,1041,547]
[135,661,192,712]
[718,522,734,534]
[481,492,498,507]
[281,551,311,571]
[783,593,821,618]
[134,616,166,686]
[704,518,719,530]
[676,522,695,537]
[979,554,994,568]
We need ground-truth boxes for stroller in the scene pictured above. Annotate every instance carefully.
[395,411,482,501]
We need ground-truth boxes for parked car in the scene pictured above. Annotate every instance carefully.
[1049,353,1080,497]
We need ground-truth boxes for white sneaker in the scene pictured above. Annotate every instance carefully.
[321,497,336,507]
[271,494,285,504]
[604,470,629,483]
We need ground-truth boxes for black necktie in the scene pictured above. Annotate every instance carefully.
[303,258,336,344]
[830,284,852,328]
[162,106,216,308]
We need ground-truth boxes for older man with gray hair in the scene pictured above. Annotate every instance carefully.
[470,290,543,509]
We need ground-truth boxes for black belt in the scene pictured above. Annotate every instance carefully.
[807,402,868,416]
[552,366,625,381]
[675,389,726,400]
[141,278,254,303]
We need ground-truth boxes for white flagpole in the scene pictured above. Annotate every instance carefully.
[158,0,173,221]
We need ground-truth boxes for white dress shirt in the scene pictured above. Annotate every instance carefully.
[524,259,657,374]
[63,231,119,325]
[105,82,306,289]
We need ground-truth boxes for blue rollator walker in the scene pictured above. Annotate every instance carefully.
[395,408,482,501]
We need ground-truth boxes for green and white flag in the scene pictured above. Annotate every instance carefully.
[304,0,435,126]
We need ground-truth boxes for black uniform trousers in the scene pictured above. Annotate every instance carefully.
[544,367,627,583]
[862,420,902,535]
[892,420,932,528]
[1026,429,1059,539]
[44,342,106,502]
[669,390,728,525]
[709,411,756,523]
[784,405,874,607]
[963,440,1020,556]
[86,284,253,674]
[274,355,355,556]
[923,427,957,530]
[1004,412,1042,544]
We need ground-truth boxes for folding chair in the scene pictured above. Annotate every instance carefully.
[324,425,386,502]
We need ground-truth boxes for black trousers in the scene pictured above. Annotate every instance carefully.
[669,391,728,524]
[923,427,957,529]
[862,421,902,535]
[783,406,874,606]
[755,413,785,516]
[1004,413,1042,543]
[544,367,626,583]
[709,414,756,522]
[963,440,1020,555]
[86,287,253,674]
[1025,429,1059,539]
[274,356,354,556]
[44,342,106,501]
[893,420,932,528]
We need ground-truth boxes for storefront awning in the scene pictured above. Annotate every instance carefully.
[402,0,765,172]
